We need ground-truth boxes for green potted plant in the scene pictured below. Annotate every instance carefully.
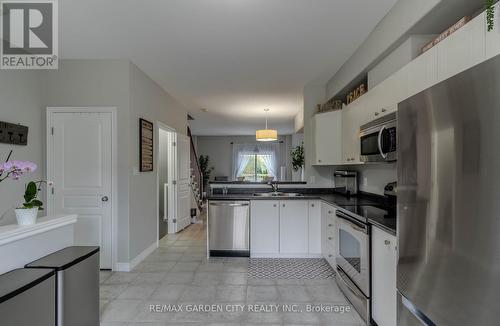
[291,143,305,181]
[199,155,215,189]
[15,180,46,225]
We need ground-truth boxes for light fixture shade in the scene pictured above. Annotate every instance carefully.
[256,129,278,142]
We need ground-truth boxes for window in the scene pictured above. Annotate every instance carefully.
[232,143,278,181]
[238,154,272,181]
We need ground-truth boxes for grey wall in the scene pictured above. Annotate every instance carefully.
[0,71,45,226]
[128,62,187,260]
[196,135,293,181]
[0,59,188,266]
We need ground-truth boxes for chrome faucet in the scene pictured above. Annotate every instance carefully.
[268,181,279,193]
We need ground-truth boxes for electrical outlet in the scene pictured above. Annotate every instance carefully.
[133,167,140,175]
[363,177,368,186]
[310,175,315,184]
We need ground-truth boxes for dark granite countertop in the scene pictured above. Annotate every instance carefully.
[207,191,396,235]
[210,181,307,185]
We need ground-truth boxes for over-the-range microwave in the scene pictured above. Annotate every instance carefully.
[359,112,397,163]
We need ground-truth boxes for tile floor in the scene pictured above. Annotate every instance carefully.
[99,214,364,326]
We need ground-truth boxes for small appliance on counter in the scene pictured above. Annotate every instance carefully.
[334,170,358,196]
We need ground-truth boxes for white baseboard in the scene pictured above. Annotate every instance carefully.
[113,242,157,272]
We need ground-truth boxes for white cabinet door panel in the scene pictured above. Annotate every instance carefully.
[372,226,397,326]
[308,201,321,254]
[250,201,280,254]
[279,201,308,254]
[437,13,486,83]
[312,110,342,165]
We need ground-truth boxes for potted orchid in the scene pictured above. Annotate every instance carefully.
[0,159,43,225]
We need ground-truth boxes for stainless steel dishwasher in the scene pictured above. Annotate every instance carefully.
[208,201,250,257]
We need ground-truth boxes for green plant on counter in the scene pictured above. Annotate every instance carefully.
[291,143,304,172]
[20,181,45,210]
[487,0,495,31]
[199,155,215,181]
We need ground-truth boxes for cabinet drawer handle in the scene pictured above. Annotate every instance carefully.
[328,254,333,258]
[273,204,277,207]
[328,237,333,240]
[384,240,391,245]
[282,204,285,207]
[375,112,379,116]
[318,159,322,163]
[311,204,315,207]
[328,210,332,214]
[328,224,333,227]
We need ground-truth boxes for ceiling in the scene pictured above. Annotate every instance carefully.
[59,0,398,135]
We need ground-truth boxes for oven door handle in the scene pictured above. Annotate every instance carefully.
[378,125,388,159]
[336,211,368,233]
[337,266,365,298]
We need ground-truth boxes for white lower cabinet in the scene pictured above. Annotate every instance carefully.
[250,200,280,255]
[371,226,397,326]
[321,203,336,268]
[250,200,322,257]
[308,201,322,254]
[280,201,309,254]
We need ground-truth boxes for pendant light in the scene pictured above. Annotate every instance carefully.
[256,108,278,142]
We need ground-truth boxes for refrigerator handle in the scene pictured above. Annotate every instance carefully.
[378,125,387,159]
[401,294,437,326]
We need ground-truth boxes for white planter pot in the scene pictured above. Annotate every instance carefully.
[15,207,38,226]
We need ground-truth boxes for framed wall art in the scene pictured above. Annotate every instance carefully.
[139,118,154,172]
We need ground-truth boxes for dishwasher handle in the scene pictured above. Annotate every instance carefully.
[210,201,249,207]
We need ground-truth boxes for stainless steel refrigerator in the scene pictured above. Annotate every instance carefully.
[397,55,500,325]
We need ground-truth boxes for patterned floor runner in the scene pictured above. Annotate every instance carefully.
[248,258,335,279]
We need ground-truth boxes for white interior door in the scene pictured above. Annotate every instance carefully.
[175,134,191,232]
[47,110,113,269]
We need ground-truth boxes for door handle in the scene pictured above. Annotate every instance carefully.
[102,196,109,202]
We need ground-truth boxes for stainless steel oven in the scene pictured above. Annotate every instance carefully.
[360,112,397,163]
[335,210,370,323]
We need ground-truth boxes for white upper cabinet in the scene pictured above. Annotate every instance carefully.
[341,101,363,164]
[250,200,280,255]
[437,12,486,83]
[279,200,309,255]
[401,46,438,99]
[486,3,500,59]
[316,7,491,166]
[312,110,342,165]
[308,201,322,255]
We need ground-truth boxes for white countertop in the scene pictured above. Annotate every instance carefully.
[0,214,78,246]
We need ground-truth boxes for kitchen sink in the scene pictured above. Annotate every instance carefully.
[252,192,303,197]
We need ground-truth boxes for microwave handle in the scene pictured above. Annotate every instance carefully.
[378,125,388,159]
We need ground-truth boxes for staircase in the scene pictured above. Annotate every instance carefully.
[188,127,204,212]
